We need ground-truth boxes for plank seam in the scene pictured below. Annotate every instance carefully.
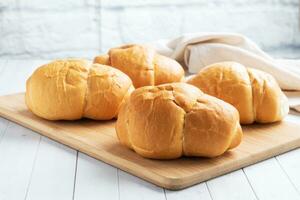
[275,156,300,196]
[117,169,120,200]
[72,151,79,200]
[242,168,260,200]
[23,135,42,200]
[205,182,214,200]
[163,188,168,200]
[0,120,9,145]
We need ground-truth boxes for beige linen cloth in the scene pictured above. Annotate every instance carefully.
[149,32,300,112]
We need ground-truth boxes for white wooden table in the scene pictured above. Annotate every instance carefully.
[1,60,300,200]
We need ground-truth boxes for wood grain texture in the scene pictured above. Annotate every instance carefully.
[0,93,300,190]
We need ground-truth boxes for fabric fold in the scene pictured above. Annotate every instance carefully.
[148,32,300,111]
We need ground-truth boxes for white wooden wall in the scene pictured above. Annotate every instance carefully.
[1,0,300,60]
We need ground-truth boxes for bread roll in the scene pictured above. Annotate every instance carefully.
[26,59,134,120]
[94,44,185,88]
[116,82,242,159]
[187,62,289,124]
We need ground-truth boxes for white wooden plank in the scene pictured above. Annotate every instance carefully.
[74,153,119,200]
[276,148,300,192]
[276,110,300,192]
[286,110,300,123]
[0,60,47,95]
[0,122,41,200]
[118,170,165,200]
[206,170,257,200]
[0,117,9,142]
[25,136,77,200]
[243,158,300,200]
[165,183,212,200]
[277,110,300,192]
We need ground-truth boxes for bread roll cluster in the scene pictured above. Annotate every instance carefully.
[25,44,289,159]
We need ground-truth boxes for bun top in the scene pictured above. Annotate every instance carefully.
[187,61,289,124]
[26,59,134,120]
[116,82,242,159]
[94,44,185,88]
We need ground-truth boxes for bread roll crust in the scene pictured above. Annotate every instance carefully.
[26,59,134,120]
[247,68,289,123]
[109,45,155,88]
[93,54,110,65]
[187,62,289,124]
[83,65,134,120]
[94,44,184,88]
[116,83,242,159]
[183,95,242,157]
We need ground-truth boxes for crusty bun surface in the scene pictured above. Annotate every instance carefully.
[26,59,134,120]
[94,44,185,88]
[187,62,289,124]
[116,82,242,159]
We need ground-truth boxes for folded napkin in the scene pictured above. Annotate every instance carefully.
[149,32,300,111]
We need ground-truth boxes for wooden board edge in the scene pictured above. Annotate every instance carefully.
[163,136,300,190]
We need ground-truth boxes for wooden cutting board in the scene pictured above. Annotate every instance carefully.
[0,93,300,190]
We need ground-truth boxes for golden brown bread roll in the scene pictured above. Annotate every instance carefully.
[116,82,242,159]
[26,59,134,120]
[187,62,289,124]
[94,44,185,88]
